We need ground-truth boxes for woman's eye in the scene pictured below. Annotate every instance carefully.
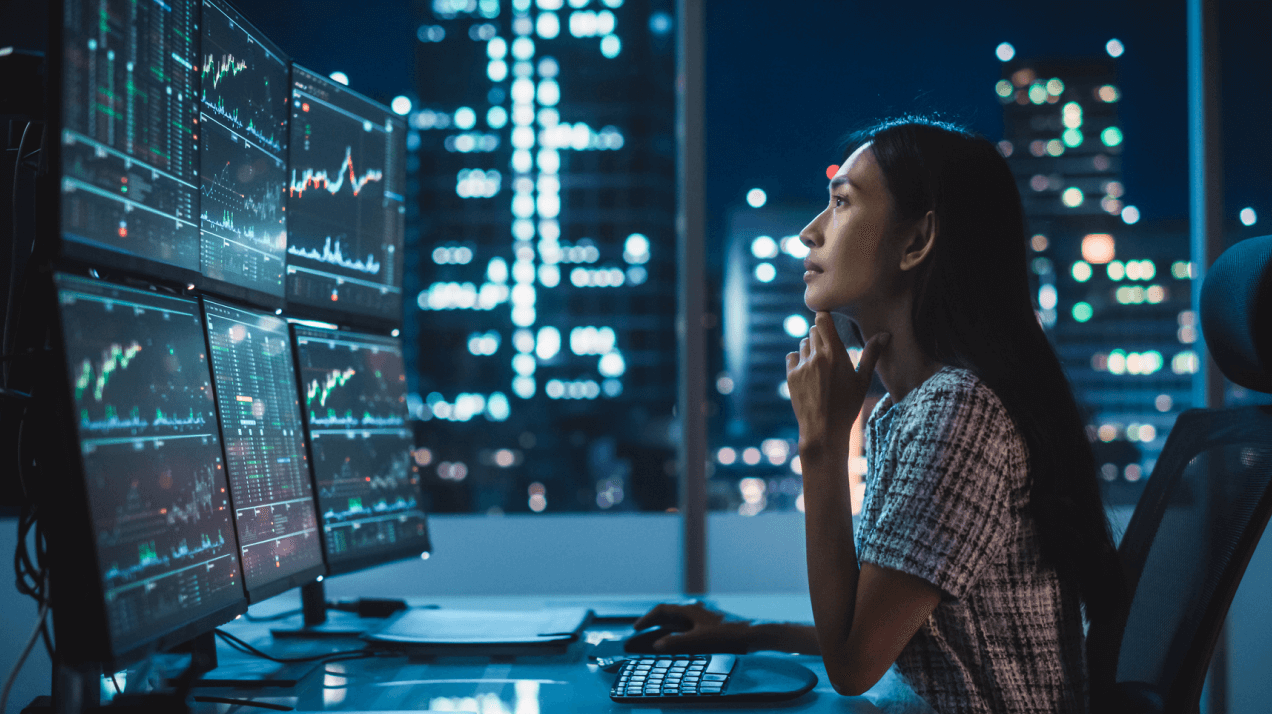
[832,195,847,207]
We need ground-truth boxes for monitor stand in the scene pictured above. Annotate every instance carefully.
[268,580,378,639]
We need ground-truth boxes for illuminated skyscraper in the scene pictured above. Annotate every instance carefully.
[714,203,870,516]
[998,54,1194,504]
[405,0,677,513]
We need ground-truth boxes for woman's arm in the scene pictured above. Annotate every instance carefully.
[787,313,942,696]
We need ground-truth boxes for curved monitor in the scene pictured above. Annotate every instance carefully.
[202,298,324,602]
[52,273,246,666]
[291,326,428,574]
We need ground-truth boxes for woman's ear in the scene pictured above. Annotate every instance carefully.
[899,210,937,272]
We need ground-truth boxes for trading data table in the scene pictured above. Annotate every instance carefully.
[59,0,202,272]
[204,299,322,596]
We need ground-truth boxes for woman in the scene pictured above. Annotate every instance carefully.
[635,117,1129,713]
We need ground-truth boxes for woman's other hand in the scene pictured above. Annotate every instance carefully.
[631,602,755,654]
[785,312,889,459]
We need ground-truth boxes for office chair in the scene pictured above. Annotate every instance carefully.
[1090,233,1272,714]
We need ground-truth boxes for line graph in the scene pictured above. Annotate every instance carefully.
[244,119,281,153]
[287,237,382,275]
[203,92,242,128]
[203,53,248,90]
[288,146,384,198]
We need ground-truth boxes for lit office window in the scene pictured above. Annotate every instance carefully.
[406,0,676,514]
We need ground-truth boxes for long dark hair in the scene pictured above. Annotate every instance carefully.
[843,116,1129,703]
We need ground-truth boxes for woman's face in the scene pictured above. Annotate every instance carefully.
[799,144,904,318]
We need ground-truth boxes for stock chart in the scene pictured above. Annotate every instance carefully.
[56,274,242,650]
[204,299,322,593]
[197,0,290,300]
[59,0,201,272]
[293,327,426,567]
[286,66,406,324]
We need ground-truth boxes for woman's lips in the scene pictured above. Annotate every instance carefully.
[803,259,822,280]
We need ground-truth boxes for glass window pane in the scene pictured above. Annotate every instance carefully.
[406,0,678,514]
[705,5,1202,514]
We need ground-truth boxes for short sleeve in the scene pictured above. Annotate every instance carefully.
[857,382,1019,600]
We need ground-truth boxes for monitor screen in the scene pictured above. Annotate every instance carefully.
[292,326,427,572]
[197,0,290,304]
[58,0,202,278]
[285,66,406,326]
[54,273,243,660]
[203,299,323,601]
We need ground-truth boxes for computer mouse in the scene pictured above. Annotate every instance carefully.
[623,624,683,654]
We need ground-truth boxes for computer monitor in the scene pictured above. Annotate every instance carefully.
[196,0,291,307]
[284,66,406,328]
[202,298,324,602]
[56,0,203,283]
[291,326,428,574]
[50,273,246,667]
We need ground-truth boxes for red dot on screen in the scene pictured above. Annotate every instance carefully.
[826,164,840,180]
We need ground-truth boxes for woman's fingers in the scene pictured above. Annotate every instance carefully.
[813,313,837,353]
[856,332,891,378]
[633,603,694,631]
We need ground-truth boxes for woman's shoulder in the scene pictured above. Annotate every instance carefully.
[899,366,1016,434]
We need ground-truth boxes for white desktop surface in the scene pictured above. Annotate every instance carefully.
[185,593,936,714]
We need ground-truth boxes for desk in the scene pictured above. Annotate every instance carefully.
[178,594,936,714]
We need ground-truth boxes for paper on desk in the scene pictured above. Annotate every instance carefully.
[365,607,592,644]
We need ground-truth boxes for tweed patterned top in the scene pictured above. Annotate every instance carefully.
[857,366,1088,714]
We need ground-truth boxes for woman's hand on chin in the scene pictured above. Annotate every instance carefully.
[785,312,889,464]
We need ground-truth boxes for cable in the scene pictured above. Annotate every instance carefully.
[213,629,374,664]
[191,696,294,712]
[0,571,49,714]
[4,121,32,388]
[110,672,121,694]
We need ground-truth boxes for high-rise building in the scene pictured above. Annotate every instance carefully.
[406,0,678,514]
[714,203,871,516]
[998,55,1194,505]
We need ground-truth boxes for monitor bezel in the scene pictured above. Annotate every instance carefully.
[282,64,407,331]
[289,323,430,577]
[198,295,327,604]
[192,0,293,311]
[50,0,206,289]
[47,271,248,669]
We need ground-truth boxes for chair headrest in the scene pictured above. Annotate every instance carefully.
[1200,234,1272,393]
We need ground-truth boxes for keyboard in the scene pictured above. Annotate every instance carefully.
[609,654,817,703]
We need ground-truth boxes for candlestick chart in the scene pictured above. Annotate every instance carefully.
[297,333,409,430]
[294,327,424,566]
[59,0,201,272]
[55,274,241,650]
[198,0,290,299]
[204,299,323,592]
[285,65,405,324]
